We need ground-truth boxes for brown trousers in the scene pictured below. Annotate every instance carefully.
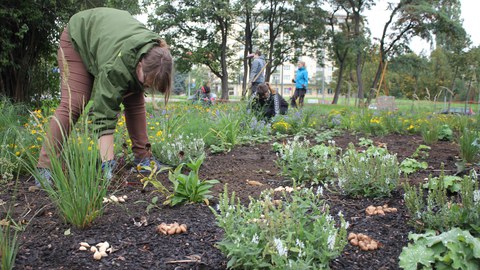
[37,29,150,169]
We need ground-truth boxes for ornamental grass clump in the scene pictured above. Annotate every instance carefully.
[212,186,347,269]
[459,128,480,163]
[403,167,480,234]
[275,136,339,184]
[336,144,400,198]
[23,118,110,229]
[0,221,20,270]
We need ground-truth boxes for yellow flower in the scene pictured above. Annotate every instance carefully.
[31,130,37,135]
[15,151,20,156]
[156,130,163,137]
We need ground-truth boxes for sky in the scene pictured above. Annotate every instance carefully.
[365,0,480,54]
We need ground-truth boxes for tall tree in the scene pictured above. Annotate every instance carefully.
[326,5,354,104]
[259,0,326,81]
[150,0,235,100]
[337,0,373,107]
[366,0,467,104]
[233,0,261,97]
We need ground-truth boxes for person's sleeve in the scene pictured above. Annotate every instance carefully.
[90,70,124,138]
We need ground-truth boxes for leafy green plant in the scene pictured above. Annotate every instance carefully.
[423,175,463,193]
[400,158,428,175]
[166,154,219,206]
[358,137,374,147]
[276,136,339,184]
[336,144,400,197]
[460,129,480,163]
[314,129,342,144]
[139,161,171,196]
[399,228,480,269]
[403,167,480,233]
[212,186,348,269]
[437,124,453,141]
[0,222,20,270]
[411,145,430,159]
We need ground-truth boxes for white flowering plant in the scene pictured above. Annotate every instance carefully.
[275,136,339,184]
[151,133,205,166]
[403,167,480,235]
[211,185,347,269]
[336,144,400,198]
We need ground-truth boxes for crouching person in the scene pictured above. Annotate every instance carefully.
[251,83,288,120]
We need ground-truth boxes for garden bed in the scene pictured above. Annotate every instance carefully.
[1,132,464,269]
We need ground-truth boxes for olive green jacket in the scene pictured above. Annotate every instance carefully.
[67,7,160,137]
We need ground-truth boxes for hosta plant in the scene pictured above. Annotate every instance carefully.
[212,186,348,269]
[336,144,400,197]
[166,154,219,206]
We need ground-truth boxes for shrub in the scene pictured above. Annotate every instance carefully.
[212,186,348,269]
[336,144,400,197]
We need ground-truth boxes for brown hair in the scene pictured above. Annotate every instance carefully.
[257,83,269,99]
[142,40,173,104]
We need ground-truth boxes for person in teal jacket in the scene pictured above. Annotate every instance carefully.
[291,61,308,108]
[35,8,173,186]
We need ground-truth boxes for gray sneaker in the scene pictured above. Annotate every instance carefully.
[131,156,165,173]
[101,160,117,181]
[35,168,52,187]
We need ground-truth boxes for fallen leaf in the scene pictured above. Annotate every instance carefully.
[64,228,71,236]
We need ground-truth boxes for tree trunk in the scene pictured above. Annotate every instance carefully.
[332,61,346,104]
[220,24,229,100]
[241,10,253,98]
[353,10,364,107]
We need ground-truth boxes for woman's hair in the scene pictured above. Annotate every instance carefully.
[257,83,270,99]
[142,39,173,104]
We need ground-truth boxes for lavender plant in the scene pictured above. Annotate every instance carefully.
[212,186,347,269]
[336,144,400,197]
[403,168,480,234]
[276,136,339,184]
[151,133,205,166]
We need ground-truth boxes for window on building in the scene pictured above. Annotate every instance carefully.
[284,75,291,81]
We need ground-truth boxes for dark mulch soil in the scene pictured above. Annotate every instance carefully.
[0,132,467,269]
